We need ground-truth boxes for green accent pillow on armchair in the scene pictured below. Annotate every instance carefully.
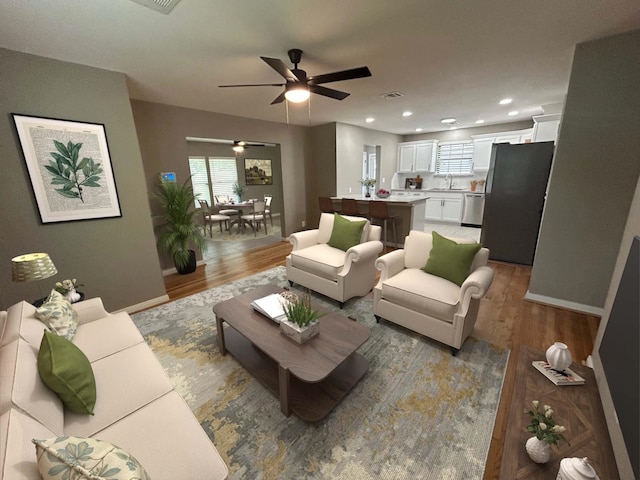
[328,213,367,251]
[37,330,96,415]
[423,231,482,286]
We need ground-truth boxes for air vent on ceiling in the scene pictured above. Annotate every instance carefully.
[129,0,182,14]
[380,91,404,100]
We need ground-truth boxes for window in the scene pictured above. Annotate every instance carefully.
[188,156,238,207]
[435,142,474,175]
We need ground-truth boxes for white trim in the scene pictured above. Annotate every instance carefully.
[162,259,206,277]
[113,294,170,314]
[524,290,604,316]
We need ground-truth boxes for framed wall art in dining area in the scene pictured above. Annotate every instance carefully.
[12,114,121,223]
[244,159,273,185]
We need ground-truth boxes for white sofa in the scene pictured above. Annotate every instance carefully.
[286,213,383,307]
[0,298,228,479]
[373,230,494,354]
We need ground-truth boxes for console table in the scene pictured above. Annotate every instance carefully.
[499,346,619,478]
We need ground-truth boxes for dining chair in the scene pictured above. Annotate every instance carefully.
[340,198,362,216]
[198,200,230,237]
[264,194,273,226]
[240,200,267,236]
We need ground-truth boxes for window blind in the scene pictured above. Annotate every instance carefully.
[188,156,211,207]
[436,142,474,175]
[209,157,238,199]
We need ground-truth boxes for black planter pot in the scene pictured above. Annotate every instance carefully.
[176,249,197,275]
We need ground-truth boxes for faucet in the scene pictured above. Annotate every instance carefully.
[445,173,453,190]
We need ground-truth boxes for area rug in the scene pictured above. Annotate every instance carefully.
[131,267,508,480]
[205,218,282,242]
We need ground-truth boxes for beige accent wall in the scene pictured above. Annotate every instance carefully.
[130,100,307,262]
[529,29,640,309]
[0,49,165,311]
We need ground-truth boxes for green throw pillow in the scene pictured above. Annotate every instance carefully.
[35,289,78,341]
[33,436,151,480]
[423,231,482,286]
[327,213,367,251]
[37,330,96,415]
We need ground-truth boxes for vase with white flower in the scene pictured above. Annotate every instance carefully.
[54,278,84,303]
[360,178,376,197]
[524,400,569,463]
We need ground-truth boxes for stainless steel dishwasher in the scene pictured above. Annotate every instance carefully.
[462,193,485,227]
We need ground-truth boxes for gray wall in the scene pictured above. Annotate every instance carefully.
[306,124,337,227]
[0,49,165,311]
[529,29,640,309]
[130,100,307,255]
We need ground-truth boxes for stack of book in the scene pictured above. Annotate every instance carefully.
[251,293,289,324]
[532,360,585,386]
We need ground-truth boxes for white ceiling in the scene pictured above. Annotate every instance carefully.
[1,0,639,135]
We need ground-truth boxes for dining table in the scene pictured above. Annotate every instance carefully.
[218,200,256,232]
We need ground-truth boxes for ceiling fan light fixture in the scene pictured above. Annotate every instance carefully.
[284,83,310,103]
[232,145,244,152]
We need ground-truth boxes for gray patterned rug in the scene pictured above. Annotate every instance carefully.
[131,267,508,479]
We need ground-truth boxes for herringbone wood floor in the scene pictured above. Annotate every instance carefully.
[163,239,601,479]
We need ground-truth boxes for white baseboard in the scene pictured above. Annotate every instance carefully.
[114,294,170,314]
[161,259,206,277]
[524,290,604,316]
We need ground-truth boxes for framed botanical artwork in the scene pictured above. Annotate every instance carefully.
[244,159,273,185]
[12,114,121,223]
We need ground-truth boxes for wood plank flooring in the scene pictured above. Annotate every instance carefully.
[163,237,601,479]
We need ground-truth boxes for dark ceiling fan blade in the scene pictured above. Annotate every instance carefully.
[270,91,286,105]
[309,85,350,101]
[308,66,371,85]
[260,56,301,82]
[219,83,285,87]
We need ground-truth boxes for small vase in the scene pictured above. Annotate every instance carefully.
[365,187,371,198]
[546,342,572,371]
[526,436,550,464]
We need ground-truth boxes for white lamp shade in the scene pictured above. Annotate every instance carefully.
[284,83,310,103]
[11,253,57,282]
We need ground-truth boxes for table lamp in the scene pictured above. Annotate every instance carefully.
[11,253,58,300]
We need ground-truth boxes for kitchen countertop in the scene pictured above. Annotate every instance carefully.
[334,194,426,203]
[393,188,485,195]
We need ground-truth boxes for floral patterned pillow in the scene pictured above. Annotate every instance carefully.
[35,290,78,340]
[33,436,151,480]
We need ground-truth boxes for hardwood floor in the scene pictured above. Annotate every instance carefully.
[163,238,601,479]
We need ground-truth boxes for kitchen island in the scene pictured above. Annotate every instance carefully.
[331,194,426,246]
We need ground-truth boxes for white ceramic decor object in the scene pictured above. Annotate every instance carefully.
[546,342,572,371]
[526,436,550,463]
[557,457,600,480]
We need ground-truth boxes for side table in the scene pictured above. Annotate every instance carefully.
[32,292,85,308]
[499,345,619,479]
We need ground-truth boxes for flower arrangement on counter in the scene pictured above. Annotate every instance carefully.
[360,178,376,188]
[525,400,569,447]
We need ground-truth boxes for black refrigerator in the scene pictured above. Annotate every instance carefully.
[480,142,554,265]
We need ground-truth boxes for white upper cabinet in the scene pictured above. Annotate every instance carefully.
[532,113,562,143]
[397,140,437,173]
[471,128,533,171]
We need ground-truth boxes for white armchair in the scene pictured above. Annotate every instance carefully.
[373,230,494,355]
[286,213,383,307]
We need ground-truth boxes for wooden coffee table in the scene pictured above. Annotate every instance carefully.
[212,284,370,422]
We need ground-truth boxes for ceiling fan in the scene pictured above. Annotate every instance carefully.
[219,49,372,105]
[232,140,265,152]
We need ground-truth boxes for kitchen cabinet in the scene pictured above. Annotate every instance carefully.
[425,192,463,223]
[397,140,437,173]
[532,113,561,143]
[471,128,533,171]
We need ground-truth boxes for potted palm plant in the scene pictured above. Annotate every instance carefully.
[153,176,206,274]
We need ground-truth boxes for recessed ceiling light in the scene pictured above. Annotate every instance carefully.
[475,119,485,124]
[402,111,413,117]
[441,117,457,124]
[499,98,513,105]
[365,117,375,123]
[415,128,423,132]
[508,111,519,116]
